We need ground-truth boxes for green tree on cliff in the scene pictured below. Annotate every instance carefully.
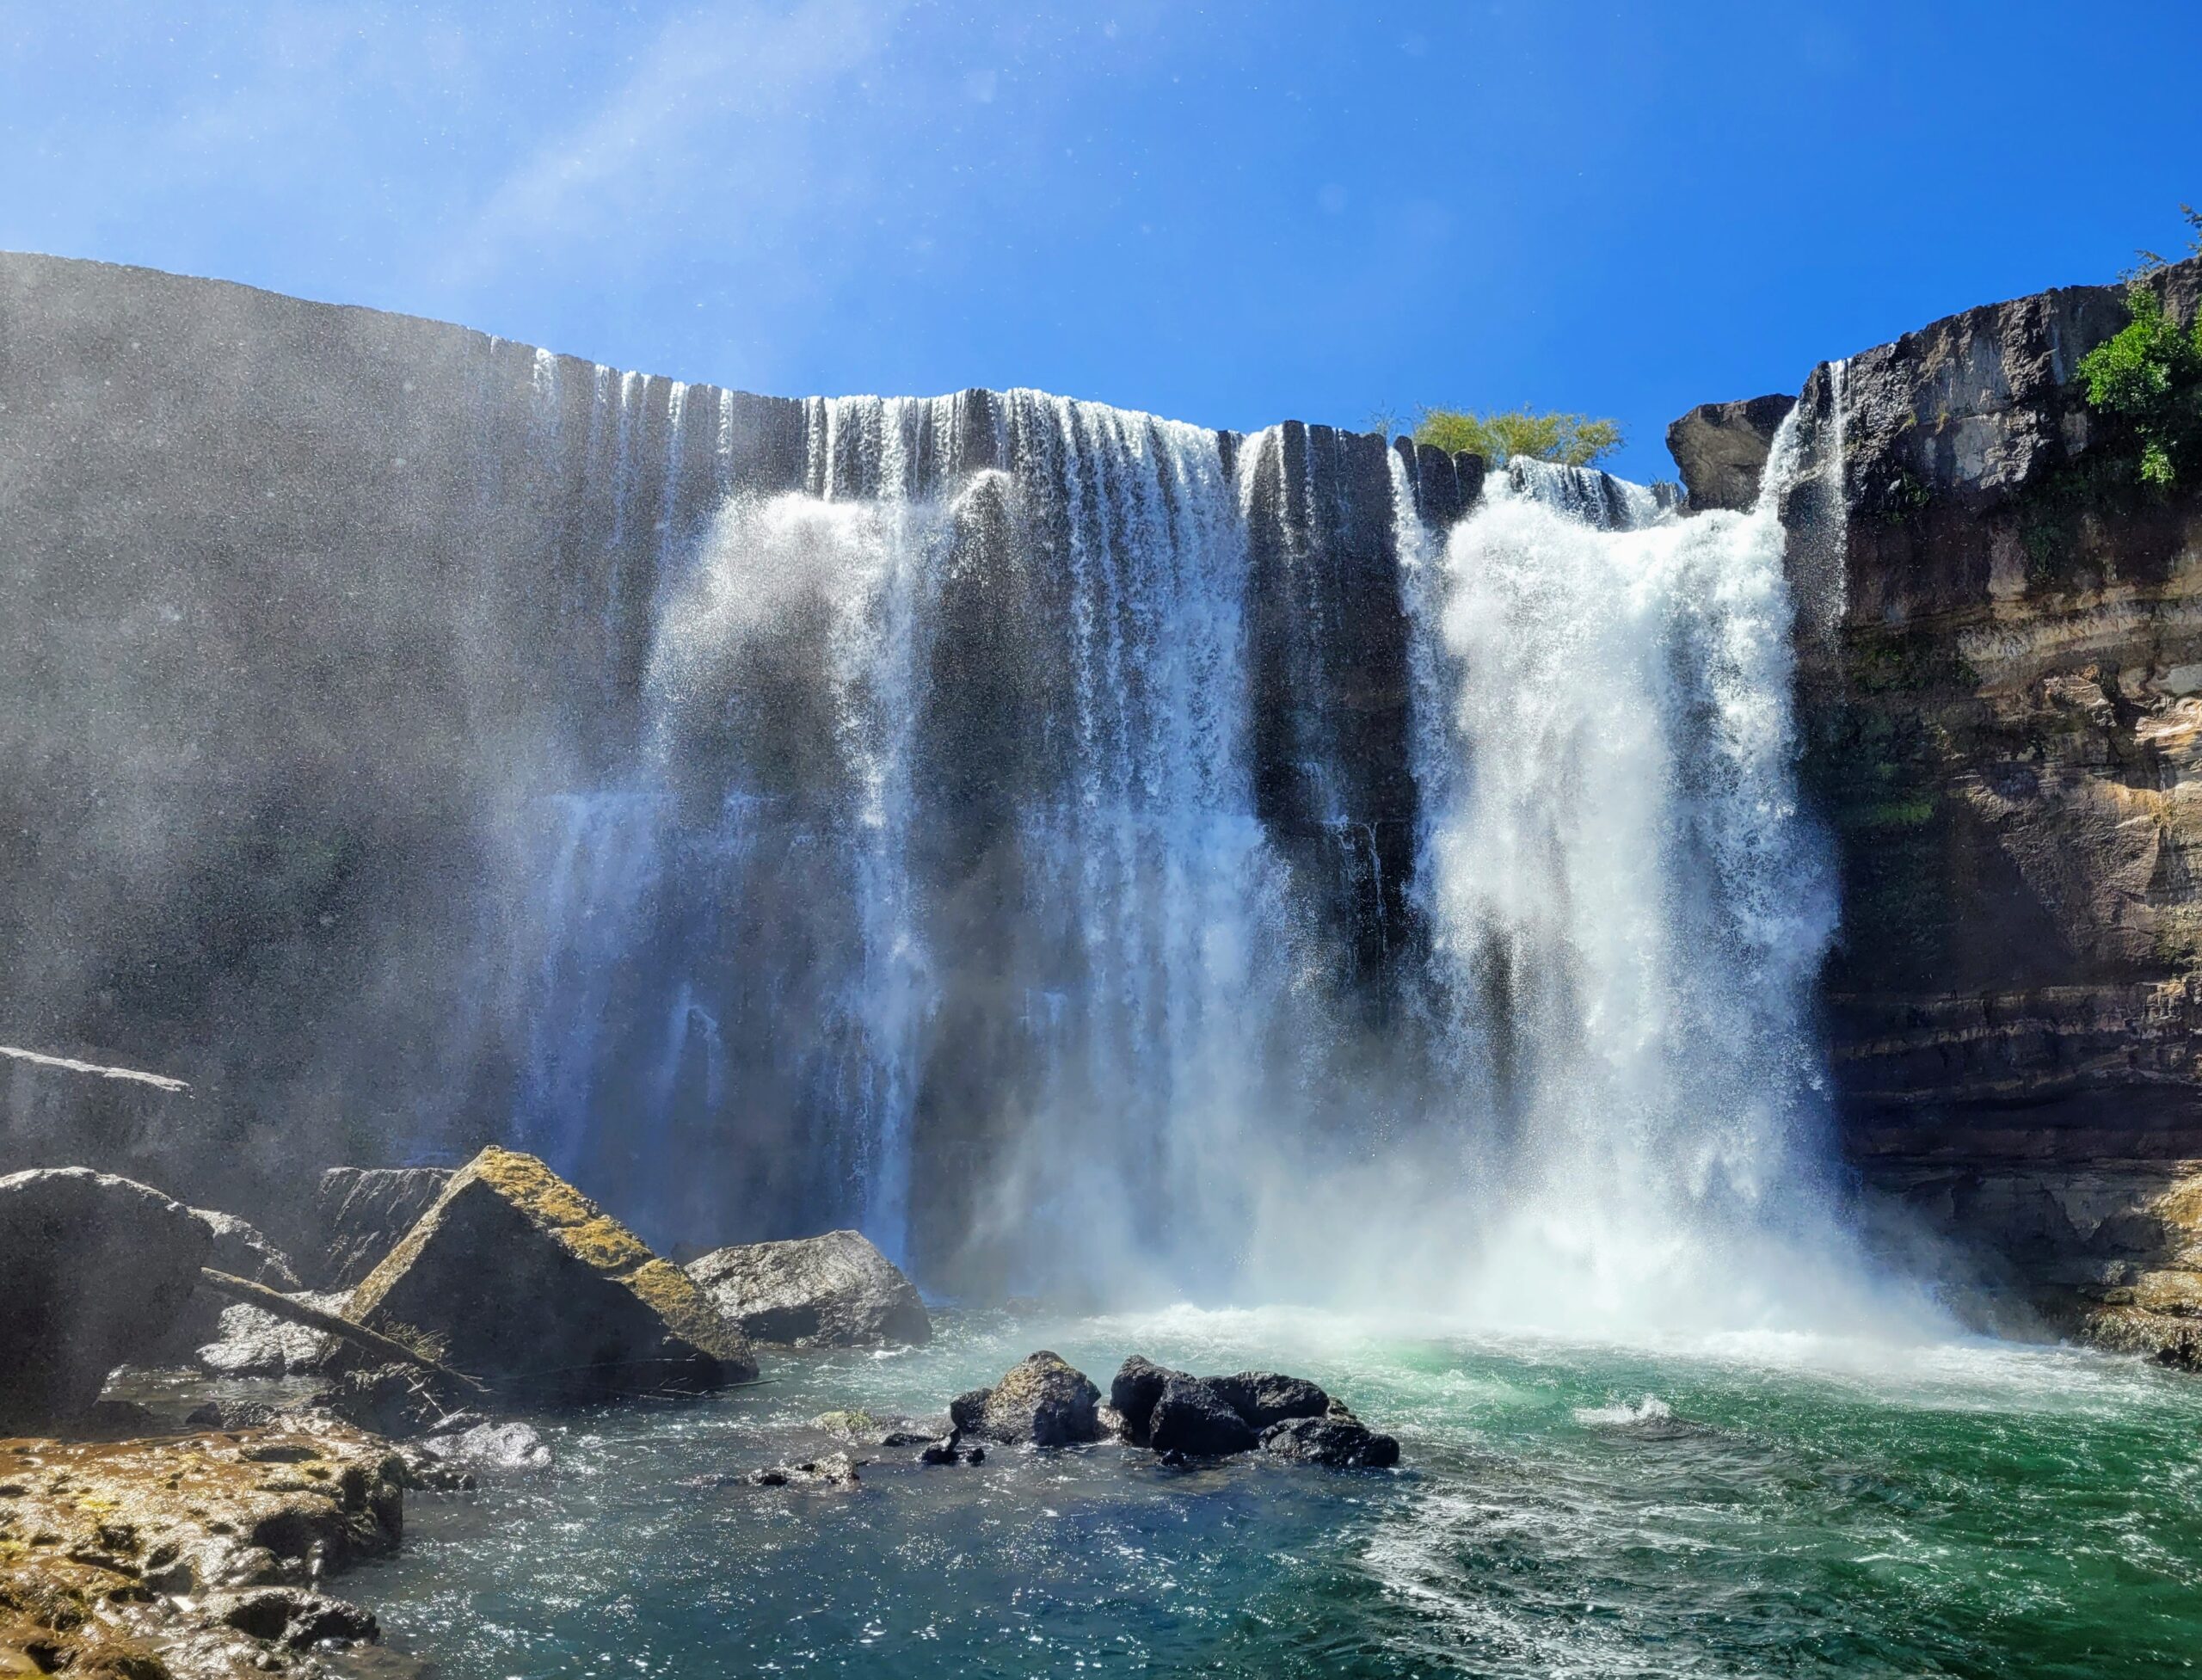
[1412,408,1622,468]
[2080,277,2202,488]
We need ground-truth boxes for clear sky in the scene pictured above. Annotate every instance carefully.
[5,1,2199,481]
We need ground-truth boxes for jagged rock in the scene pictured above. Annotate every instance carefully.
[215,1585,379,1649]
[313,1166,453,1289]
[1148,1374,1258,1456]
[950,1351,1104,1446]
[1110,1356,1335,1452]
[1259,1414,1401,1468]
[748,1450,864,1489]
[415,1420,553,1474]
[1108,1355,1173,1443]
[347,1146,756,1404]
[1664,393,1794,512]
[683,1229,929,1347]
[193,1289,352,1376]
[0,1167,212,1429]
[1209,1371,1332,1431]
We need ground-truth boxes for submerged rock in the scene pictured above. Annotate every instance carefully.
[813,1408,943,1448]
[683,1228,930,1347]
[313,1165,456,1290]
[749,1450,864,1489]
[348,1146,756,1404]
[415,1419,554,1474]
[0,1166,212,1430]
[1259,1414,1400,1468]
[951,1351,1104,1446]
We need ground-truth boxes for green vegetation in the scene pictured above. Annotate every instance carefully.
[1411,407,1622,468]
[2078,280,2202,487]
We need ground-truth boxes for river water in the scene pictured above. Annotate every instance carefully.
[353,1308,2202,1678]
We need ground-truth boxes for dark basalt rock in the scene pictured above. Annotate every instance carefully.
[1111,1356,1337,1453]
[683,1228,930,1347]
[1209,1371,1331,1431]
[309,1363,475,1441]
[1665,394,1795,513]
[950,1351,1104,1446]
[1259,1414,1400,1468]
[0,1166,213,1430]
[1108,1355,1174,1443]
[1148,1374,1258,1456]
[313,1166,454,1290]
[215,1585,379,1649]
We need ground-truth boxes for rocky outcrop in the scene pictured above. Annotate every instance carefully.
[950,1352,1104,1447]
[0,1168,212,1430]
[0,1419,403,1675]
[348,1146,757,1403]
[312,1166,452,1289]
[682,1228,929,1347]
[1106,1356,1387,1464]
[1759,255,2202,1328]
[1666,393,1795,511]
[193,1290,352,1377]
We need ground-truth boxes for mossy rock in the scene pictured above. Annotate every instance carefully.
[350,1147,755,1403]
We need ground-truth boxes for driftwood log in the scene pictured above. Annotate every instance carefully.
[194,1266,486,1394]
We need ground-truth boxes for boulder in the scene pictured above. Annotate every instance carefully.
[950,1351,1104,1446]
[1109,1355,1174,1443]
[683,1228,930,1347]
[310,1363,476,1439]
[347,1146,756,1403]
[1664,393,1794,513]
[313,1166,453,1289]
[194,1290,350,1376]
[1110,1357,1334,1450]
[143,1208,306,1364]
[0,1166,213,1429]
[812,1408,944,1448]
[1213,1370,1331,1429]
[1259,1414,1400,1469]
[1148,1374,1258,1456]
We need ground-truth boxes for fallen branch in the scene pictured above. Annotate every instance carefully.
[195,1268,486,1394]
[0,1043,189,1093]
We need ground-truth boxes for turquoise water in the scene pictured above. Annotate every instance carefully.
[352,1308,2202,1677]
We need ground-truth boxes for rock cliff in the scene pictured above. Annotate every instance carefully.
[1772,256,2202,1336]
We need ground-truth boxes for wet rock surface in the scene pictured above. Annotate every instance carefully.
[811,1409,942,1449]
[1110,1356,1395,1466]
[193,1291,352,1378]
[311,1168,452,1292]
[348,1146,756,1404]
[951,1352,1104,1447]
[683,1229,930,1347]
[0,1419,403,1676]
[1258,1413,1401,1468]
[0,1168,213,1431]
[747,1450,864,1490]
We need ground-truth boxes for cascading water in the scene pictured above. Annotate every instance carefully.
[508,373,1895,1329]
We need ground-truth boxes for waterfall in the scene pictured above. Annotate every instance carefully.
[505,377,1885,1327]
[1399,415,1872,1330]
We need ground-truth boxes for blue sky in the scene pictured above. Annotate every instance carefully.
[5,1,2199,481]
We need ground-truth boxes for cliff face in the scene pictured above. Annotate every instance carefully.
[1787,256,2202,1335]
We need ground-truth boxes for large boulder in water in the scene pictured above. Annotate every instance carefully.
[1259,1413,1400,1468]
[347,1146,757,1403]
[950,1351,1104,1446]
[683,1228,929,1347]
[1110,1357,1332,1451]
[313,1166,453,1289]
[0,1166,212,1427]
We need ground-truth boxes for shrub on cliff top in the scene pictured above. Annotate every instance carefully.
[1412,408,1621,468]
[2079,281,2202,487]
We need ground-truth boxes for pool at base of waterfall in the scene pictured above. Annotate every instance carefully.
[340,1308,2202,1678]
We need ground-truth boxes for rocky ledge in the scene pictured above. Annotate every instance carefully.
[0,1420,403,1678]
